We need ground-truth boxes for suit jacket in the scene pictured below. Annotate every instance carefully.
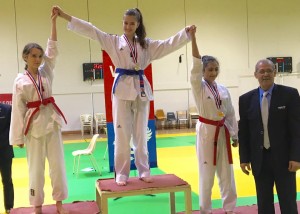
[0,103,14,160]
[238,84,300,176]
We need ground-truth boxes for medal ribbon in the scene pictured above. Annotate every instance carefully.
[123,34,138,64]
[122,35,145,97]
[26,70,43,101]
[205,81,221,109]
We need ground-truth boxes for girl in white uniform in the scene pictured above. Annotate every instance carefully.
[10,8,68,214]
[189,27,238,214]
[54,6,193,186]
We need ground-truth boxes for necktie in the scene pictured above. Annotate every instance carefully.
[261,92,270,149]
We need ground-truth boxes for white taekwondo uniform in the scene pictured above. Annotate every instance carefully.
[10,39,68,206]
[190,57,238,214]
[67,17,190,182]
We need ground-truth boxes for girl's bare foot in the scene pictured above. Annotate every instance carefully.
[32,206,42,214]
[116,181,127,186]
[56,201,69,214]
[140,176,153,183]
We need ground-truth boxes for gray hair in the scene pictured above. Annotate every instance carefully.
[255,59,275,72]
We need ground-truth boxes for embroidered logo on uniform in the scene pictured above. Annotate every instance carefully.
[30,189,35,196]
[117,125,122,128]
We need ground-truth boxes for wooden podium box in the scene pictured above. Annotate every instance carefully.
[95,174,192,214]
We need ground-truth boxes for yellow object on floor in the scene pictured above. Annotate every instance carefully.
[158,145,300,199]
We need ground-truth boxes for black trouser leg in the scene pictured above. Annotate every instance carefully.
[254,150,275,214]
[0,158,14,210]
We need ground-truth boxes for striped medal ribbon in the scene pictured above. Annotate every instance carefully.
[123,34,145,97]
[26,70,43,101]
[204,81,224,117]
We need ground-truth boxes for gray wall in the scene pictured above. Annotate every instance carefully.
[1,0,300,131]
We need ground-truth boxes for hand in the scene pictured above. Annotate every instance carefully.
[185,25,197,37]
[52,5,72,22]
[240,163,251,175]
[52,5,63,16]
[288,161,300,172]
[232,139,239,147]
[18,144,24,148]
[51,7,58,21]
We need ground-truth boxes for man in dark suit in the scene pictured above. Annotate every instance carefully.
[0,103,14,213]
[238,59,300,214]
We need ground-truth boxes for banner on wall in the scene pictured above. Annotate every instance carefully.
[102,50,157,172]
[0,94,12,105]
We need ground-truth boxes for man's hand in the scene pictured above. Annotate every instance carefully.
[240,163,251,175]
[288,161,300,172]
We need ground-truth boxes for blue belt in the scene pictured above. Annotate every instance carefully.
[113,68,146,97]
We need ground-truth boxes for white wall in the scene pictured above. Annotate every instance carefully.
[0,0,18,92]
[1,0,300,131]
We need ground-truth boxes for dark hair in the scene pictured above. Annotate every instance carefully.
[202,55,219,72]
[22,43,44,70]
[124,8,147,49]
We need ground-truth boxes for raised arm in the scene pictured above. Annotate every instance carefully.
[51,7,58,41]
[189,26,204,114]
[53,5,72,22]
[53,5,115,54]
[189,26,201,59]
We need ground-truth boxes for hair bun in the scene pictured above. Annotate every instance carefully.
[202,55,215,63]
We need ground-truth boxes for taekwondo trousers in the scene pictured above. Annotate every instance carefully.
[113,95,150,183]
[26,126,68,206]
[196,122,236,214]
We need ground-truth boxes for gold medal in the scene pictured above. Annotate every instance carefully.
[217,110,225,117]
[134,63,140,71]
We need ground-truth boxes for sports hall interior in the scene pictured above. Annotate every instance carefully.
[0,0,300,213]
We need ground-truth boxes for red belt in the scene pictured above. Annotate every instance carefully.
[25,96,67,135]
[199,116,233,165]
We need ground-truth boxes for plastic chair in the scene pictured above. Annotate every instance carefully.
[188,106,199,128]
[155,109,166,129]
[94,113,107,134]
[72,134,101,176]
[176,110,188,129]
[166,112,177,129]
[80,114,93,136]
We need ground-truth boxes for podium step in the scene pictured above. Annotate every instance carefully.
[10,201,99,214]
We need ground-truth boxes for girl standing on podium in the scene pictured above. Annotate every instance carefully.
[54,5,194,186]
[189,26,238,214]
[10,8,68,214]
